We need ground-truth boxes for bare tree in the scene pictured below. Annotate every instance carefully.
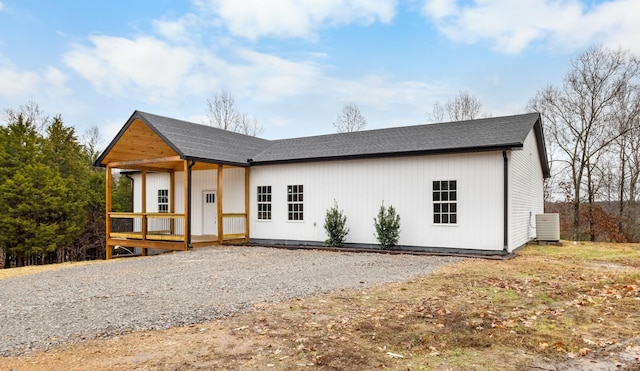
[206,90,240,131]
[445,91,483,121]
[610,82,640,236]
[205,90,263,136]
[428,101,446,123]
[81,126,104,166]
[429,91,485,123]
[236,113,264,136]
[333,102,367,133]
[2,100,50,132]
[528,46,640,241]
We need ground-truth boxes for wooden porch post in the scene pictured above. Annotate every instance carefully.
[245,167,250,242]
[141,169,148,256]
[217,164,223,244]
[105,166,113,260]
[183,160,190,250]
[169,170,175,235]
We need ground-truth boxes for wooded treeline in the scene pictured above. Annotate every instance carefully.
[529,46,640,242]
[0,105,132,268]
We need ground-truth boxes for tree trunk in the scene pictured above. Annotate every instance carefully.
[587,167,596,242]
[572,163,582,241]
[572,199,581,241]
[618,157,626,235]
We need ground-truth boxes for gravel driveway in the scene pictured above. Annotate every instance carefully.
[0,246,461,356]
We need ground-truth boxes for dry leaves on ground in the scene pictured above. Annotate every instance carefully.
[0,242,639,370]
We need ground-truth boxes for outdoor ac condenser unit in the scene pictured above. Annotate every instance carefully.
[536,213,560,241]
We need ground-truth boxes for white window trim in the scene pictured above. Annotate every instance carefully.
[287,184,304,222]
[257,185,272,221]
[432,180,458,225]
[158,189,169,213]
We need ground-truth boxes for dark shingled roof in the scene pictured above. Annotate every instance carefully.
[98,111,550,177]
[136,111,271,166]
[252,112,542,162]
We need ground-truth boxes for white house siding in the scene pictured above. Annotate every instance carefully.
[131,172,171,232]
[508,131,545,250]
[250,152,505,251]
[170,167,245,236]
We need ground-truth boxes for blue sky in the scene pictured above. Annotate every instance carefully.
[1,0,639,144]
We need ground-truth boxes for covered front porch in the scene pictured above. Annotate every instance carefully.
[98,112,255,259]
[105,158,251,259]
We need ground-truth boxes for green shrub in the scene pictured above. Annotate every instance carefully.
[374,202,401,250]
[324,200,350,247]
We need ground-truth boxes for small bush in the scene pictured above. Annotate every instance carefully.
[324,200,350,247]
[374,202,401,250]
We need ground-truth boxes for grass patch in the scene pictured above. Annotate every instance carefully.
[518,241,640,264]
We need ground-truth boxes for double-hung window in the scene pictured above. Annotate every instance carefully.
[287,185,304,221]
[433,180,457,224]
[158,189,169,213]
[257,186,272,220]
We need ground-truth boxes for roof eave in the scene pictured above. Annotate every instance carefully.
[250,144,523,166]
[183,156,250,167]
[532,114,551,178]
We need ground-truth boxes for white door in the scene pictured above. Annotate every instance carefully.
[202,190,217,235]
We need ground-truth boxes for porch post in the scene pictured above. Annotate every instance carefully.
[141,169,148,256]
[105,166,113,260]
[245,167,250,241]
[217,164,223,244]
[183,160,190,250]
[169,170,175,235]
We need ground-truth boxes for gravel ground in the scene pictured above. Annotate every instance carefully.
[0,246,461,356]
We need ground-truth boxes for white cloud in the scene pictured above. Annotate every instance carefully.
[0,67,40,97]
[199,0,398,39]
[422,0,640,54]
[63,33,325,105]
[0,2,4,12]
[43,67,71,95]
[64,36,197,102]
[153,14,200,43]
[61,29,446,135]
[0,57,70,98]
[422,0,457,18]
[224,48,323,101]
[331,74,443,110]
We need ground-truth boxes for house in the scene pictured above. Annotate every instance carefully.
[95,111,550,258]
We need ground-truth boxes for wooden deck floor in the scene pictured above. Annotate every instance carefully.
[108,233,244,250]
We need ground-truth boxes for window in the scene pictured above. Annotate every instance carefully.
[433,180,457,224]
[257,186,272,220]
[205,193,215,203]
[287,185,303,221]
[158,189,169,213]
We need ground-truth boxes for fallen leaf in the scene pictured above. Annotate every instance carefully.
[579,348,590,356]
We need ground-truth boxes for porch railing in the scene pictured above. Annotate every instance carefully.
[221,213,247,239]
[108,212,248,242]
[109,212,185,241]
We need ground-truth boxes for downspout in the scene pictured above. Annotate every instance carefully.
[124,174,134,212]
[187,160,196,249]
[502,150,509,253]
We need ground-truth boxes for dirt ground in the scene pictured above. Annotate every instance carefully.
[1,242,639,370]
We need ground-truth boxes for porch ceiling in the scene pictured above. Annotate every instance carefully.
[100,118,180,169]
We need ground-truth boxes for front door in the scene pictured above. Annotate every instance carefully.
[202,190,217,235]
